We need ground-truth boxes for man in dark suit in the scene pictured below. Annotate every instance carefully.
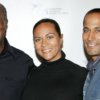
[0,3,35,100]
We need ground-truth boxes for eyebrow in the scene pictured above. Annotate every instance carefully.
[34,32,55,38]
[83,27,88,29]
[34,36,41,39]
[45,33,54,36]
[95,27,100,29]
[83,27,100,31]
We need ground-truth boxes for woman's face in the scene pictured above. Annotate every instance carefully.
[33,22,63,62]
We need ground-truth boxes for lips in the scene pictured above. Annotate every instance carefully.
[42,48,51,53]
[86,41,97,47]
[88,44,96,47]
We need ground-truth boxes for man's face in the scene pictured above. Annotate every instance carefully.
[33,22,63,62]
[83,13,100,61]
[0,20,7,43]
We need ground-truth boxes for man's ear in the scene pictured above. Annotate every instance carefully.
[60,34,63,48]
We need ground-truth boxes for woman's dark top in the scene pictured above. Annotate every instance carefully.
[22,51,87,100]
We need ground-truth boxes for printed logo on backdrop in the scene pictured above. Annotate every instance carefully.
[46,8,68,15]
[32,3,68,15]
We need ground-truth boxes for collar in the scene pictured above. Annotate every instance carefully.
[39,51,66,71]
[41,50,65,65]
[1,38,15,57]
[87,56,100,71]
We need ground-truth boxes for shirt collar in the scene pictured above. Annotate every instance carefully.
[3,38,15,57]
[87,56,100,70]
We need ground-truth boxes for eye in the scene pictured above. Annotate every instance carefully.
[47,35,54,39]
[83,28,89,33]
[96,29,100,33]
[34,38,41,42]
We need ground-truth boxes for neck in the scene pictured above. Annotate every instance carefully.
[91,56,100,61]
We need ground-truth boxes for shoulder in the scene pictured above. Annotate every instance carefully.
[11,46,33,62]
[64,59,88,75]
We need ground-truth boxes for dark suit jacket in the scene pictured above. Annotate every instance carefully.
[0,38,35,100]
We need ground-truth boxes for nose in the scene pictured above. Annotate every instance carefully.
[88,31,95,41]
[42,39,47,47]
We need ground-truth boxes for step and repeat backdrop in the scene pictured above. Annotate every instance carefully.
[1,0,99,67]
